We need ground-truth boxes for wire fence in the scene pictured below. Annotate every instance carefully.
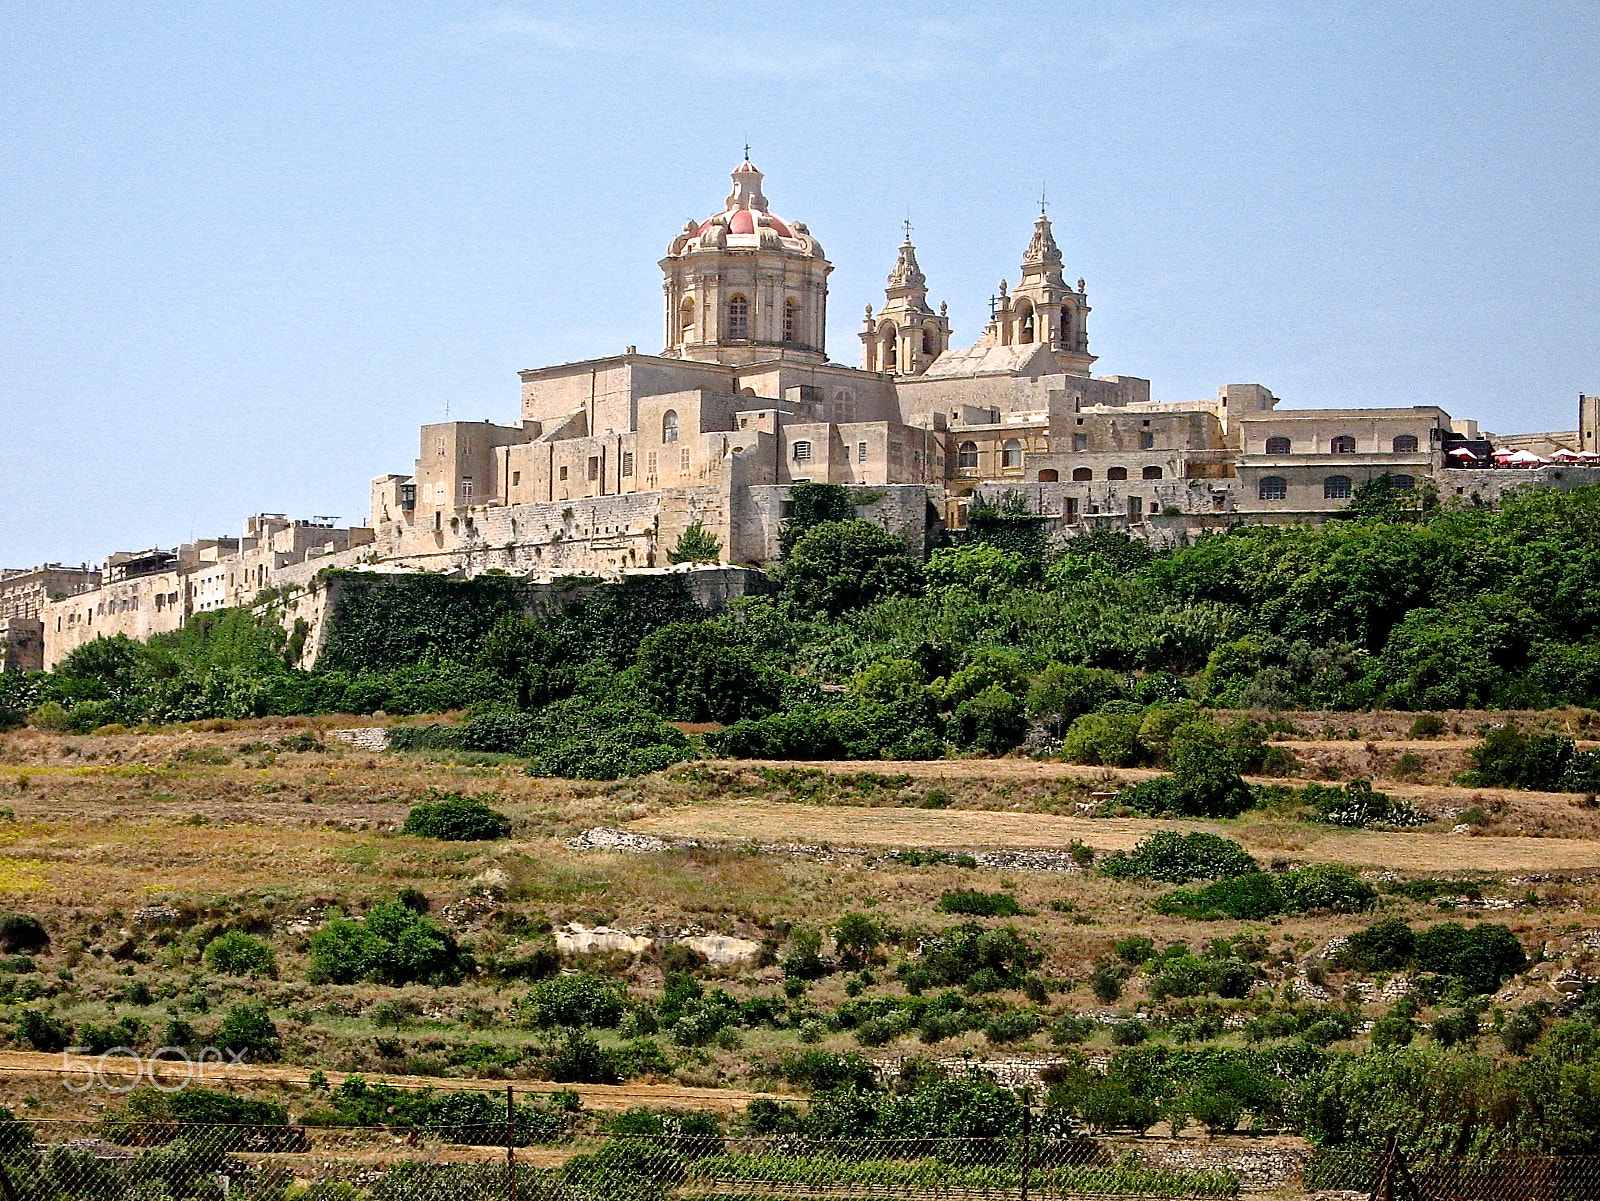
[1,1121,1599,1201]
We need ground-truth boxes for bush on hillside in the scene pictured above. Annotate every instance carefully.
[519,975,628,1029]
[203,930,277,978]
[308,900,471,986]
[520,697,693,779]
[1155,865,1375,920]
[402,790,513,841]
[0,913,49,954]
[1100,831,1258,884]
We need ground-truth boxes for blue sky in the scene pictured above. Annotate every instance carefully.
[2,1,1596,566]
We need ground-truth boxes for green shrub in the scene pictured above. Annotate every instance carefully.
[522,697,693,779]
[1500,1002,1548,1054]
[1113,936,1155,966]
[1100,831,1258,883]
[402,790,512,840]
[1059,712,1145,767]
[1091,963,1124,1002]
[215,1001,281,1062]
[519,974,627,1029]
[16,1008,71,1052]
[952,685,1027,754]
[936,890,1027,917]
[781,520,926,617]
[775,1049,878,1092]
[544,1027,619,1084]
[1336,918,1415,972]
[0,913,49,954]
[1409,714,1447,739]
[1154,874,1286,921]
[1305,780,1428,828]
[308,900,470,986]
[203,930,276,978]
[911,923,1043,992]
[1412,922,1526,994]
[1279,864,1378,913]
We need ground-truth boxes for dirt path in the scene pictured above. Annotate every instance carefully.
[629,800,1600,873]
[0,1050,792,1114]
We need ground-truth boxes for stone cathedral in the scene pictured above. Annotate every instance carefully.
[347,156,1589,578]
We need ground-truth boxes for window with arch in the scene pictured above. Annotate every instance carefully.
[727,294,750,339]
[1331,435,1357,454]
[1265,436,1291,455]
[1324,475,1352,499]
[1391,474,1416,491]
[662,410,679,443]
[1037,469,1059,482]
[783,298,799,343]
[957,441,978,470]
[1393,434,1419,453]
[1002,439,1024,469]
[679,297,695,339]
[922,327,934,355]
[1072,467,1093,482]
[1018,305,1035,343]
[884,331,898,371]
[1143,465,1163,480]
[1058,306,1072,346]
[1259,476,1287,501]
[792,440,812,462]
[1107,466,1128,481]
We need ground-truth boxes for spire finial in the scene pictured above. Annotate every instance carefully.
[743,141,751,162]
[902,214,913,242]
[1039,184,1048,217]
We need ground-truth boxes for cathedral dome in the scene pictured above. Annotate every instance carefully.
[667,159,823,259]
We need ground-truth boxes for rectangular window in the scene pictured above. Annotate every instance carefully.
[646,450,658,479]
[1140,432,1154,450]
[857,441,867,462]
[587,456,600,481]
[559,465,568,481]
[680,447,691,473]
[511,471,520,487]
[1073,433,1089,452]
[434,482,447,503]
[436,438,445,457]
[622,452,634,477]
[460,478,473,500]
[1065,498,1080,520]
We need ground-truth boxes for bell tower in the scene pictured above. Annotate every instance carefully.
[660,159,831,367]
[860,225,951,376]
[984,203,1095,376]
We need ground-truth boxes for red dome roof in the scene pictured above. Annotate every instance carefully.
[696,209,794,238]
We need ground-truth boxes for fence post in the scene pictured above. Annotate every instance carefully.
[506,1085,516,1201]
[1369,1129,1421,1201]
[1020,1087,1032,1201]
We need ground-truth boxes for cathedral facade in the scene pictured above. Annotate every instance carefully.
[363,159,1594,577]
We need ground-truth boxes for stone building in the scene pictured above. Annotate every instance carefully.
[38,518,375,670]
[15,160,1596,672]
[362,158,1597,576]
[0,564,100,621]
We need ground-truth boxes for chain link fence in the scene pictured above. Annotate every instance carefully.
[2,1120,1600,1201]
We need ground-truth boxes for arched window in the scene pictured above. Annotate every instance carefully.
[1391,474,1416,491]
[1002,439,1024,469]
[662,410,679,443]
[1142,465,1163,480]
[1259,476,1287,500]
[727,294,750,339]
[1037,469,1059,482]
[1393,434,1419,453]
[885,333,897,371]
[792,440,812,462]
[1265,436,1291,455]
[1324,475,1352,499]
[1018,303,1035,344]
[1072,467,1093,482]
[1058,307,1072,347]
[1331,435,1356,454]
[783,298,799,343]
[1107,466,1128,481]
[922,326,934,355]
[957,441,978,470]
[679,297,695,340]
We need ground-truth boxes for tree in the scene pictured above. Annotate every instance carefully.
[667,522,722,565]
[833,913,883,970]
[780,520,925,617]
[778,483,856,558]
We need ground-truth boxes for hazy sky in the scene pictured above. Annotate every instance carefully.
[2,2,1597,566]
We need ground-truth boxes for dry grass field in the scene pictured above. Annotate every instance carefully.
[0,709,1595,1129]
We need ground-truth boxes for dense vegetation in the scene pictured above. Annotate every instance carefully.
[5,484,1600,783]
